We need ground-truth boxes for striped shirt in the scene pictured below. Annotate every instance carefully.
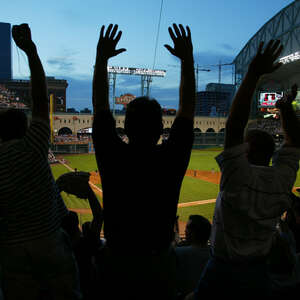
[0,118,68,246]
[210,143,300,263]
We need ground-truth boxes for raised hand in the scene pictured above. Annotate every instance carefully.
[96,24,126,60]
[164,24,193,62]
[276,84,298,109]
[56,171,91,199]
[249,40,283,76]
[12,23,36,54]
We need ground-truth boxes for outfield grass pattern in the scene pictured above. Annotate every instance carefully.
[51,150,300,224]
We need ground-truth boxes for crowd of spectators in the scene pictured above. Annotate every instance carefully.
[0,85,27,110]
[1,22,300,300]
[248,118,282,136]
[48,149,58,164]
[53,134,92,144]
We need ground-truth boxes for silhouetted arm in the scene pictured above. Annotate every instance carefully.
[56,171,103,240]
[93,24,126,114]
[225,40,283,149]
[86,185,103,239]
[12,24,49,122]
[276,85,300,147]
[165,24,195,120]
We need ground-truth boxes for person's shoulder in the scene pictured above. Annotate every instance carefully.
[0,138,29,154]
[29,117,50,133]
[277,145,300,156]
[216,143,248,163]
[30,117,50,126]
[272,145,300,166]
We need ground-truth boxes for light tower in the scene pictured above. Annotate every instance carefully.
[107,66,166,116]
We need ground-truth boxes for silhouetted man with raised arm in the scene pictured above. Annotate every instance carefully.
[193,41,300,299]
[0,24,81,300]
[92,23,195,299]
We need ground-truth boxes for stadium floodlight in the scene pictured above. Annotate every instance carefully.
[108,66,166,77]
[107,66,166,116]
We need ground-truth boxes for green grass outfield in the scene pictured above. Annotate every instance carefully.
[51,150,221,224]
[51,150,300,225]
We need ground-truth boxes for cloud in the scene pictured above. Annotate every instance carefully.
[62,62,234,112]
[63,74,180,110]
[166,48,236,67]
[46,48,79,73]
[194,50,235,66]
[47,58,74,72]
[219,43,235,51]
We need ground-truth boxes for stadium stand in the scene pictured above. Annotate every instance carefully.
[3,6,300,298]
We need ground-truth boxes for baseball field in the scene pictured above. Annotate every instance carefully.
[50,149,300,229]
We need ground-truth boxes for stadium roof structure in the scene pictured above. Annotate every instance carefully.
[234,1,300,93]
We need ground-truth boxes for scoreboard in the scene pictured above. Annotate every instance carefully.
[259,92,283,107]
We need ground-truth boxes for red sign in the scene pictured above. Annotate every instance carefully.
[115,94,136,106]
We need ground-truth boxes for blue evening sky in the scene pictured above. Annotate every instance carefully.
[0,0,295,110]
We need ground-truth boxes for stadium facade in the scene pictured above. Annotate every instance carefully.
[234,1,300,117]
[0,22,68,112]
[195,83,235,117]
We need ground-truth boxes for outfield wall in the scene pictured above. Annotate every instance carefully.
[50,132,225,153]
[193,132,224,149]
[51,143,90,154]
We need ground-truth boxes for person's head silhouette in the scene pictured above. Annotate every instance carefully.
[0,108,28,142]
[185,214,211,246]
[244,129,275,166]
[124,96,163,146]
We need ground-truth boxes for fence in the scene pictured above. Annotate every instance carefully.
[193,132,225,149]
[51,143,90,154]
[51,132,225,153]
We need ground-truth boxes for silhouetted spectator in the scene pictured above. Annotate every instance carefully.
[268,217,300,296]
[92,23,195,299]
[195,40,300,299]
[0,24,81,300]
[175,215,211,298]
[286,193,300,253]
[57,171,103,300]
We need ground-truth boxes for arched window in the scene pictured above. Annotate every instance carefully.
[206,128,215,133]
[58,127,72,135]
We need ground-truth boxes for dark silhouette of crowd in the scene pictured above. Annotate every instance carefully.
[1,22,300,300]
